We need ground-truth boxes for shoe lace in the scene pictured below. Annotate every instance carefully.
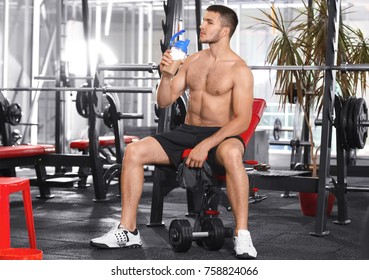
[114,230,128,244]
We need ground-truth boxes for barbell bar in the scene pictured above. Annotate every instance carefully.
[24,62,369,88]
[94,62,369,73]
[29,62,369,84]
[273,118,294,140]
[34,76,94,81]
[249,63,369,72]
[0,86,154,94]
[314,119,369,127]
[96,62,369,72]
[97,62,159,73]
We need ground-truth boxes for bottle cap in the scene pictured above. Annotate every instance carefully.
[173,39,190,54]
[169,29,190,54]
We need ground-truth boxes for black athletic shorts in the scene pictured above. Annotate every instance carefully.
[151,124,245,175]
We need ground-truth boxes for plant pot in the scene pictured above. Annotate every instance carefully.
[299,192,335,217]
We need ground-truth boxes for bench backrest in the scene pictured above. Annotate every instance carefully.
[240,98,267,147]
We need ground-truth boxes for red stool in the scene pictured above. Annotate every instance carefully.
[0,177,36,249]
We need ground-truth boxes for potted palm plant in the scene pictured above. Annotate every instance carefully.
[252,0,369,215]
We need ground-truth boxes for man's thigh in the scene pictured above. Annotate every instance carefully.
[129,136,172,166]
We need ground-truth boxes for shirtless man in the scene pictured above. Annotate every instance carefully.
[90,4,257,259]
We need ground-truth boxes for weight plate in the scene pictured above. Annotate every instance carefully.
[353,98,362,149]
[334,95,343,146]
[361,99,368,148]
[169,219,193,252]
[273,118,282,140]
[76,91,90,118]
[103,105,113,128]
[346,97,356,149]
[6,103,22,125]
[201,217,225,251]
[171,95,187,127]
[354,98,368,149]
[340,98,350,150]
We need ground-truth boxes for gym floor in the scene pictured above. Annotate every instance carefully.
[8,158,369,260]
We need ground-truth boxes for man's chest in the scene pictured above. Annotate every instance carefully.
[186,62,233,95]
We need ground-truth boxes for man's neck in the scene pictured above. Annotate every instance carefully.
[208,42,232,60]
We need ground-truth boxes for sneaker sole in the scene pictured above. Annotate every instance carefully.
[236,253,257,259]
[90,241,142,249]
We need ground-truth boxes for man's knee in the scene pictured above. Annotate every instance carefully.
[123,141,145,164]
[217,144,244,169]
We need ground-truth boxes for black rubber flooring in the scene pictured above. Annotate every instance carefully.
[7,170,369,260]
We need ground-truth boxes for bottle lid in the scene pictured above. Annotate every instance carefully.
[169,29,190,54]
[173,39,190,54]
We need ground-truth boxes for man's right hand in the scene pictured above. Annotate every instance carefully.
[159,49,173,74]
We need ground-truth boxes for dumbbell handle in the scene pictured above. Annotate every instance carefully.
[315,119,369,127]
[192,226,233,239]
[118,113,144,119]
[192,232,209,238]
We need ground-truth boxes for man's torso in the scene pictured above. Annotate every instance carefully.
[184,49,245,127]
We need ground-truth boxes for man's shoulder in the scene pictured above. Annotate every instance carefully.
[231,57,251,73]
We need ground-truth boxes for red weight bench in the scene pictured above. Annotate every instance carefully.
[0,144,55,177]
[70,135,139,163]
[70,135,139,153]
[0,144,56,199]
[0,145,55,160]
[149,98,267,231]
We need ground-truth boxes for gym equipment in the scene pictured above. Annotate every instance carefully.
[338,97,368,150]
[249,63,369,71]
[273,118,293,141]
[169,217,232,252]
[0,91,22,129]
[4,103,22,126]
[97,62,158,73]
[0,86,154,93]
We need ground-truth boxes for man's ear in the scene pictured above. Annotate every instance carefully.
[221,26,231,38]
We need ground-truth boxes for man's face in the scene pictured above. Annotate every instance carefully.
[199,11,225,44]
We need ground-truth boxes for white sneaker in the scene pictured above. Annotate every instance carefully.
[90,225,142,249]
[233,230,257,259]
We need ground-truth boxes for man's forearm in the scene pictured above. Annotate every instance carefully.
[156,75,174,108]
[203,117,251,150]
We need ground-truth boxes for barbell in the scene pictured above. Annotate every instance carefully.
[96,61,369,72]
[0,86,154,94]
[249,63,369,72]
[273,118,294,140]
[97,62,159,73]
[273,97,369,150]
[2,62,369,94]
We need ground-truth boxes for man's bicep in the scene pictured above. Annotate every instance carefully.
[232,67,254,119]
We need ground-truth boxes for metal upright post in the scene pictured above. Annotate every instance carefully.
[195,0,202,52]
[333,96,351,225]
[55,0,63,155]
[311,0,341,236]
[82,0,106,201]
[2,0,9,88]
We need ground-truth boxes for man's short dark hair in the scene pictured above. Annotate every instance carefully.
[206,5,238,38]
